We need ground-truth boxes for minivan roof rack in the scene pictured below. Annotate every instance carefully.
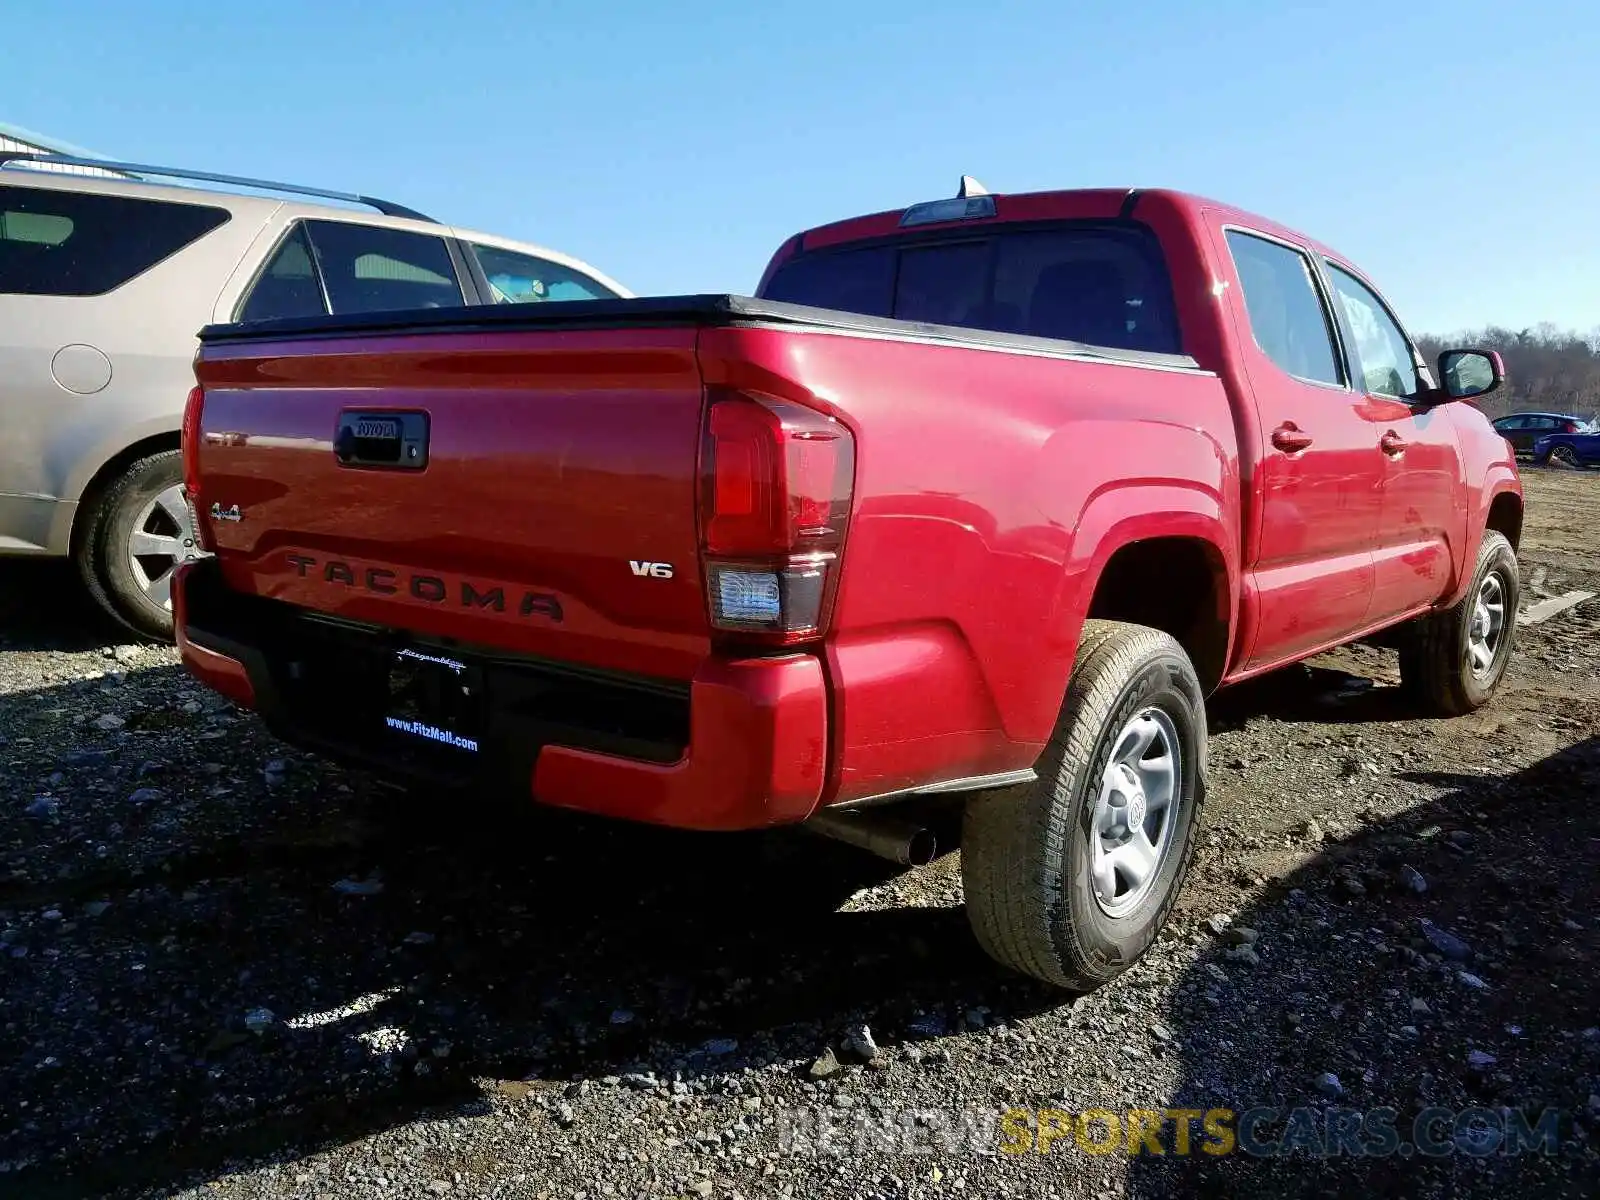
[0,153,435,222]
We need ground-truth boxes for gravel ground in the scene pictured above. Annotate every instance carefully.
[1,469,1597,1200]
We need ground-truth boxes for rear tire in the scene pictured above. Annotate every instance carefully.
[1398,530,1518,716]
[961,620,1206,990]
[77,450,203,641]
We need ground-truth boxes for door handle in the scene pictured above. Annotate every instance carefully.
[1380,431,1408,457]
[1271,424,1314,453]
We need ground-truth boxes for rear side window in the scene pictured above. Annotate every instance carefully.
[0,185,229,297]
[303,220,465,314]
[1224,230,1343,387]
[761,224,1181,353]
[236,225,327,322]
[470,242,618,303]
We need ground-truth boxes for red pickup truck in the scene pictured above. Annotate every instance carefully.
[175,183,1522,990]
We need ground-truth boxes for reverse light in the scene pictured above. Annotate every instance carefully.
[700,390,854,645]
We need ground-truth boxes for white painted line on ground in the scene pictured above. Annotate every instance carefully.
[1518,591,1596,626]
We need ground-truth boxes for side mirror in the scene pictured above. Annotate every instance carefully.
[1437,349,1504,401]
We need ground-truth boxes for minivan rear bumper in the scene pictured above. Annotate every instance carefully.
[173,560,828,830]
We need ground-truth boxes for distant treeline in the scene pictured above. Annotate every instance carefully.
[1416,325,1600,420]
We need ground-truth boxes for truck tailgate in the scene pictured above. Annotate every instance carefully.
[192,327,710,681]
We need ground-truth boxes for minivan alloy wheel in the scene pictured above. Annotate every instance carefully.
[126,483,203,610]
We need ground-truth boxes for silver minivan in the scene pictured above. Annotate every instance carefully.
[0,155,630,637]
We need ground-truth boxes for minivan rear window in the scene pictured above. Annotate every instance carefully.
[0,185,230,297]
[761,223,1182,354]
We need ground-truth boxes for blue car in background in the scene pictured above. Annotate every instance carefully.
[1533,422,1600,469]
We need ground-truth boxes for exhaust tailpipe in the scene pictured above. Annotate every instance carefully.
[805,809,937,866]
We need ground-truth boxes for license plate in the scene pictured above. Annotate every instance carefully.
[384,647,482,753]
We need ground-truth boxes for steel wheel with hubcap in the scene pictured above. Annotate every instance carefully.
[1466,573,1506,679]
[1090,709,1182,918]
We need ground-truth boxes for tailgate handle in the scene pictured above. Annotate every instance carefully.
[334,411,429,470]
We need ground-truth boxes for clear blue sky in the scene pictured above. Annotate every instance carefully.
[5,0,1596,334]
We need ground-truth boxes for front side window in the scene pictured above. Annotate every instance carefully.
[1326,264,1419,399]
[303,220,465,314]
[1224,230,1342,387]
[0,184,229,297]
[470,243,618,303]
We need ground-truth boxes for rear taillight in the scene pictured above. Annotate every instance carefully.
[181,385,208,549]
[181,385,204,498]
[699,390,855,645]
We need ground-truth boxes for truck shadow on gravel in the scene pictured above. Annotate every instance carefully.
[0,661,1060,1198]
[1126,734,1600,1198]
[3,625,1595,1197]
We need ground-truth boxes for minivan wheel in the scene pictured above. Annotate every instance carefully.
[961,620,1207,990]
[78,450,204,640]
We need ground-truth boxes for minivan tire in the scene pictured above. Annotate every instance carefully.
[77,450,200,641]
[961,620,1207,990]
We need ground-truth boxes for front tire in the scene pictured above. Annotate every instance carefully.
[1398,530,1519,716]
[961,620,1207,990]
[1549,444,1580,469]
[77,450,204,640]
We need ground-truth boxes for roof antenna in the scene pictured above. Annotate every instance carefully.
[957,175,989,198]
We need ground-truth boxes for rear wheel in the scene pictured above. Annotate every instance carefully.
[77,450,205,640]
[961,620,1206,990]
[1398,530,1518,716]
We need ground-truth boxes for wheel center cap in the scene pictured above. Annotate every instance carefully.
[1126,790,1147,831]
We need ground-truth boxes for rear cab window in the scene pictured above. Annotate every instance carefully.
[0,184,229,296]
[760,222,1182,355]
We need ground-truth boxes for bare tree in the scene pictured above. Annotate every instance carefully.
[1416,326,1600,420]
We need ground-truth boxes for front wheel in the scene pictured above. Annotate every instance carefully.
[1549,444,1580,469]
[1398,530,1519,716]
[77,450,206,640]
[961,620,1206,990]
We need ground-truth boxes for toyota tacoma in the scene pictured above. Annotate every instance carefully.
[174,181,1523,989]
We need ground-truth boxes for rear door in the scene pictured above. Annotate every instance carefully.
[1322,261,1466,624]
[1216,226,1382,668]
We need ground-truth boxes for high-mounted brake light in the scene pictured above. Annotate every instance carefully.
[900,176,997,228]
[700,390,855,645]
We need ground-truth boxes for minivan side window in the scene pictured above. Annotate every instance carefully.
[1224,230,1343,388]
[236,224,327,322]
[0,185,229,297]
[1326,264,1419,399]
[470,243,618,303]
[303,220,465,314]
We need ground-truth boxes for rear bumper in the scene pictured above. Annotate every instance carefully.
[173,560,827,830]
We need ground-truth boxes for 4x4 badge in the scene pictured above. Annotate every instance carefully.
[209,503,242,523]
